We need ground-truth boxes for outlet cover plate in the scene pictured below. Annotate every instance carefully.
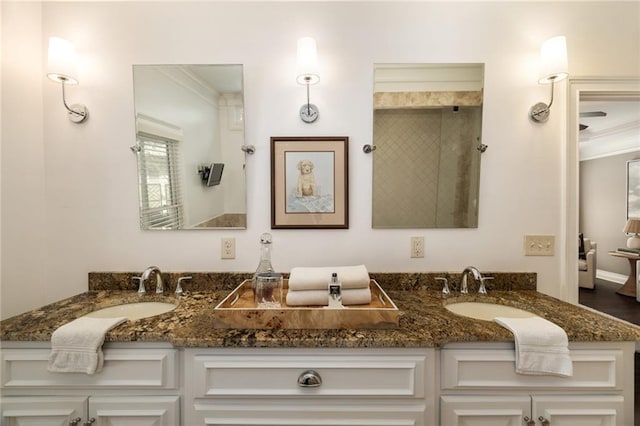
[524,235,555,256]
[411,236,425,258]
[221,237,235,259]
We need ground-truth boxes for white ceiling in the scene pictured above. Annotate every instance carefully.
[579,96,640,161]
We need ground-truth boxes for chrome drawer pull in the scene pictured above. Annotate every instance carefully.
[297,370,322,387]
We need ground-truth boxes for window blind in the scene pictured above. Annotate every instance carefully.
[136,133,184,229]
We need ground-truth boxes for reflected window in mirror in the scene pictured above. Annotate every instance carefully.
[372,63,485,229]
[136,126,184,229]
[132,64,247,230]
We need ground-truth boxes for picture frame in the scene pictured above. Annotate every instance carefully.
[628,159,640,220]
[271,136,349,229]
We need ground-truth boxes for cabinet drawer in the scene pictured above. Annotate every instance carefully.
[191,354,426,398]
[1,348,178,389]
[192,399,425,425]
[441,348,622,390]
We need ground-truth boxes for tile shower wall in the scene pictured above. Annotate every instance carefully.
[373,107,481,228]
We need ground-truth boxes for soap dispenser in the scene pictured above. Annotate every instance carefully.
[327,272,344,309]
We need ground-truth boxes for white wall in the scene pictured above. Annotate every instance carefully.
[1,1,639,319]
[1,2,48,319]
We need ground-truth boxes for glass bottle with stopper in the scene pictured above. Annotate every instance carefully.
[252,233,275,289]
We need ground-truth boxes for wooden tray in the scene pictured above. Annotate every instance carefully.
[213,279,399,329]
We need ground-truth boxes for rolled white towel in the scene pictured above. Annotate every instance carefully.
[286,287,372,306]
[288,265,370,291]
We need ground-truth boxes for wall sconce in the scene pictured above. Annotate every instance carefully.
[296,37,320,123]
[529,36,568,123]
[46,37,89,123]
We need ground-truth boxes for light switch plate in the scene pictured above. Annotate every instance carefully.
[524,235,555,256]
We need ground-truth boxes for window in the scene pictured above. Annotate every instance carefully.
[136,133,184,229]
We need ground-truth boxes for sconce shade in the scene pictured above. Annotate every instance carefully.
[47,37,79,84]
[538,36,568,84]
[296,37,320,85]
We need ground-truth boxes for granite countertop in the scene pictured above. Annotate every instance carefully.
[1,272,639,348]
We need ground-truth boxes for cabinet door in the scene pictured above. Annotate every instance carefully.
[440,395,531,426]
[0,396,87,426]
[532,395,625,426]
[88,396,179,426]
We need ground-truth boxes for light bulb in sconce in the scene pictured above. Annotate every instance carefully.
[529,35,568,123]
[296,37,320,123]
[46,36,89,123]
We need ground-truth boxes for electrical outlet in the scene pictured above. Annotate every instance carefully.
[524,235,555,256]
[221,237,235,259]
[411,236,425,258]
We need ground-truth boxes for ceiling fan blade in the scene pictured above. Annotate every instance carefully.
[579,124,589,131]
[579,111,607,118]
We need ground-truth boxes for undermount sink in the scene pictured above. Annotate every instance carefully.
[84,302,177,321]
[445,302,537,321]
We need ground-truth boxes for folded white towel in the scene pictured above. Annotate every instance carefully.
[494,316,573,377]
[286,288,372,306]
[288,265,370,291]
[48,316,127,375]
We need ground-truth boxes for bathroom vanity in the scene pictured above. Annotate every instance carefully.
[1,272,638,425]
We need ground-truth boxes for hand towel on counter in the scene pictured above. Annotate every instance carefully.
[494,316,573,377]
[286,288,372,306]
[48,316,127,375]
[288,265,370,291]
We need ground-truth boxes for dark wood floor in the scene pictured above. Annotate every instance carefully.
[579,279,640,424]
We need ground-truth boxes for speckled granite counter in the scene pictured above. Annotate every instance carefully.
[1,272,639,348]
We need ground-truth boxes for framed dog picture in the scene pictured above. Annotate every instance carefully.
[271,136,349,229]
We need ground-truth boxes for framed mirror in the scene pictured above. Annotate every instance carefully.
[372,63,485,228]
[132,64,246,230]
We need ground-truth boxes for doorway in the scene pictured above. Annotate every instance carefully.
[563,78,640,305]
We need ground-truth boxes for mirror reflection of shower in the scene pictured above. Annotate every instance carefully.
[372,63,485,229]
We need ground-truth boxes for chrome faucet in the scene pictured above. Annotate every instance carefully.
[461,266,487,294]
[136,266,164,294]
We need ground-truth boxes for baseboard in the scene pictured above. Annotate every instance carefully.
[596,269,627,285]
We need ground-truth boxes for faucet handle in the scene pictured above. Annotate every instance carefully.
[133,276,145,293]
[176,276,192,294]
[435,277,450,295]
[478,276,493,294]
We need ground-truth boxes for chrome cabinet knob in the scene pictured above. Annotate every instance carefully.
[297,370,322,387]
[69,418,82,426]
[523,416,535,426]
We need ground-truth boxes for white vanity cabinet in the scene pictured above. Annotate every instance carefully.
[182,347,437,426]
[439,342,634,426]
[0,343,180,426]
